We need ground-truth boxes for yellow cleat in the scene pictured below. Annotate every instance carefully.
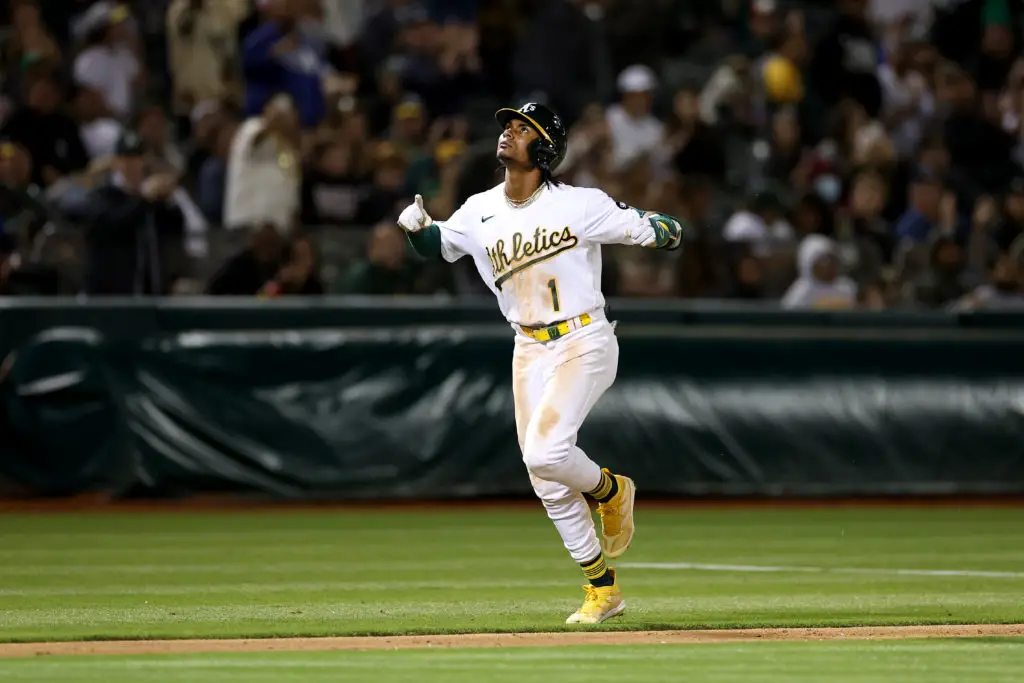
[596,470,636,559]
[565,569,626,624]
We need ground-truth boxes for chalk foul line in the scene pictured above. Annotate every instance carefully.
[617,562,1024,579]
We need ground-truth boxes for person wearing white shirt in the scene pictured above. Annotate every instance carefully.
[723,188,795,257]
[73,86,124,160]
[224,94,302,234]
[781,234,858,309]
[605,65,665,172]
[72,5,141,120]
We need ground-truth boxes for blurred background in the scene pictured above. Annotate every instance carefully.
[0,0,1021,310]
[3,0,1024,502]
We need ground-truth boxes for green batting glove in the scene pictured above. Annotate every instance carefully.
[648,214,684,250]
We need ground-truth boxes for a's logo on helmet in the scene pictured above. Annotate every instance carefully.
[521,103,536,113]
[552,115,563,128]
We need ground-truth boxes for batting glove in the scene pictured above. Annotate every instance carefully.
[634,213,684,250]
[398,194,433,233]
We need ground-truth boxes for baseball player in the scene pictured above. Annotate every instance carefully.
[398,102,683,624]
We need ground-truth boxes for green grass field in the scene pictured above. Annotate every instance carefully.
[1,505,1022,681]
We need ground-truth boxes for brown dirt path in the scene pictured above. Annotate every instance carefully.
[2,625,1022,658]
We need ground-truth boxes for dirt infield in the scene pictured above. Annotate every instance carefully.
[2,625,1022,658]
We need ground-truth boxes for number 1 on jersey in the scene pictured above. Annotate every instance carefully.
[547,278,560,312]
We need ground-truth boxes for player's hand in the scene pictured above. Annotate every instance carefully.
[397,194,433,233]
[635,213,683,250]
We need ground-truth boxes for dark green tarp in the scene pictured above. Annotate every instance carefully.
[2,298,1023,499]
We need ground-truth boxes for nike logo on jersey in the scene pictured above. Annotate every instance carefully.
[481,215,495,222]
[486,226,580,289]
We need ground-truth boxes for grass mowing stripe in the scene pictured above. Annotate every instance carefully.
[0,579,576,597]
[621,562,1024,579]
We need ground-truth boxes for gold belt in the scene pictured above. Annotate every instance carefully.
[519,313,593,342]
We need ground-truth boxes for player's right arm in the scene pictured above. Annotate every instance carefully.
[581,188,685,251]
[398,194,471,262]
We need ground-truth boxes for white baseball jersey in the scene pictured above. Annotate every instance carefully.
[436,182,651,326]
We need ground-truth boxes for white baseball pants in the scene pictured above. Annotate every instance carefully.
[512,317,618,564]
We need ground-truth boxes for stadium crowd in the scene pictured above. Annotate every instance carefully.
[0,0,1022,310]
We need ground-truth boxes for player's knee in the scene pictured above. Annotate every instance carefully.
[523,439,570,480]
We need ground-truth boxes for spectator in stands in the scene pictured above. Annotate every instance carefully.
[136,104,185,175]
[606,65,664,173]
[386,95,429,161]
[810,0,882,119]
[182,99,229,181]
[255,233,324,296]
[0,73,88,188]
[938,61,1017,195]
[963,194,1002,286]
[72,85,123,160]
[242,0,326,130]
[337,221,435,294]
[667,88,727,183]
[307,0,364,73]
[726,244,769,300]
[355,141,410,226]
[759,14,807,111]
[367,56,408,137]
[196,119,238,225]
[421,136,467,219]
[699,54,753,128]
[915,234,967,306]
[953,252,1024,310]
[3,0,62,100]
[755,105,804,187]
[0,230,13,295]
[315,94,373,174]
[3,0,1023,309]
[0,141,34,191]
[73,4,142,120]
[992,175,1024,252]
[399,14,483,119]
[558,102,612,188]
[206,222,284,295]
[358,1,419,74]
[512,0,611,126]
[842,169,893,279]
[877,26,935,159]
[782,233,858,309]
[723,185,795,257]
[166,0,247,123]
[856,278,887,309]
[300,138,367,227]
[74,130,186,295]
[224,93,301,235]
[743,0,782,58]
[895,167,956,245]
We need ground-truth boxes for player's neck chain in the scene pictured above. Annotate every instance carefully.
[504,184,544,210]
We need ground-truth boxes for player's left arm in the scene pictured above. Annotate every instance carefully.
[581,188,685,251]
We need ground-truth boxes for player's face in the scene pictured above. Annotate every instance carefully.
[497,118,538,168]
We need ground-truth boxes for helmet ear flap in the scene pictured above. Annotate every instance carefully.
[528,138,559,171]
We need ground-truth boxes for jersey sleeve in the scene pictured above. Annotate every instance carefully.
[434,202,476,263]
[581,188,649,246]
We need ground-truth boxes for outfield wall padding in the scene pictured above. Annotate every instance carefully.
[1,298,1023,498]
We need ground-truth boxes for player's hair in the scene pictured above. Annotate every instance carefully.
[540,166,563,187]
